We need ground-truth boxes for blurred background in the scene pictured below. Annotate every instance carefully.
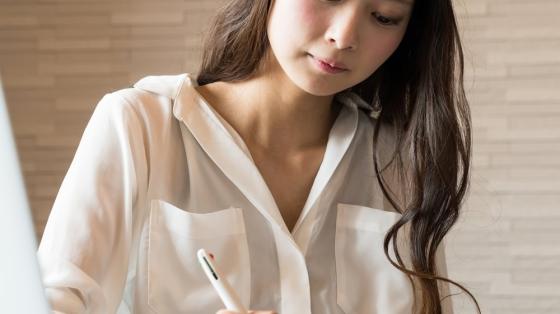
[1,0,559,313]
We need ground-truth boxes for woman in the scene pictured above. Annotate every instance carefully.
[38,0,480,313]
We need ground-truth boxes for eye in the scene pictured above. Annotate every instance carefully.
[372,13,398,26]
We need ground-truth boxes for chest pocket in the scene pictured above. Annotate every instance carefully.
[335,203,414,314]
[146,200,251,313]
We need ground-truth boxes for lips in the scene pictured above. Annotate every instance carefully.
[309,53,348,71]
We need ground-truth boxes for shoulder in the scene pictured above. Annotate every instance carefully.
[107,73,190,113]
[93,73,193,128]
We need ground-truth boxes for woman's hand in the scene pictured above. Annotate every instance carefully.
[216,310,277,314]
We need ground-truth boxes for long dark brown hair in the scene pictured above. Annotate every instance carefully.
[196,0,481,313]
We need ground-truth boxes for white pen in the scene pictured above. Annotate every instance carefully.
[197,248,248,314]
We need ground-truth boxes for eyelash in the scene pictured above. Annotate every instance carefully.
[323,0,400,26]
[373,13,398,26]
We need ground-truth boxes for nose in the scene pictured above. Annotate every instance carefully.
[324,8,360,51]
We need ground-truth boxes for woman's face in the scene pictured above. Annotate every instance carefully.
[266,0,414,96]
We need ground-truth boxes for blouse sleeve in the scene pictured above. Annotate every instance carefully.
[37,92,146,313]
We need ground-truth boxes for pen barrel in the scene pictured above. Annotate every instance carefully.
[197,249,248,314]
[210,277,248,314]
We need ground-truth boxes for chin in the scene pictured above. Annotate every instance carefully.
[288,71,345,97]
[305,81,352,97]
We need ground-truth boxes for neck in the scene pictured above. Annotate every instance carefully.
[197,72,343,157]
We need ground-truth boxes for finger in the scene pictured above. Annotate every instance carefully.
[216,310,238,314]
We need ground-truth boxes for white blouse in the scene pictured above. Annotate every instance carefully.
[37,73,453,314]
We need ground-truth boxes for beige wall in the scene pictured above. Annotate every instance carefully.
[449,0,560,313]
[0,0,225,233]
[1,0,559,313]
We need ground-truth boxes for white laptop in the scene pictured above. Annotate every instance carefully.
[0,73,50,313]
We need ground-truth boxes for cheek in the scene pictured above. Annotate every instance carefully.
[291,0,324,36]
[270,0,313,38]
[298,1,318,26]
[364,36,404,70]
